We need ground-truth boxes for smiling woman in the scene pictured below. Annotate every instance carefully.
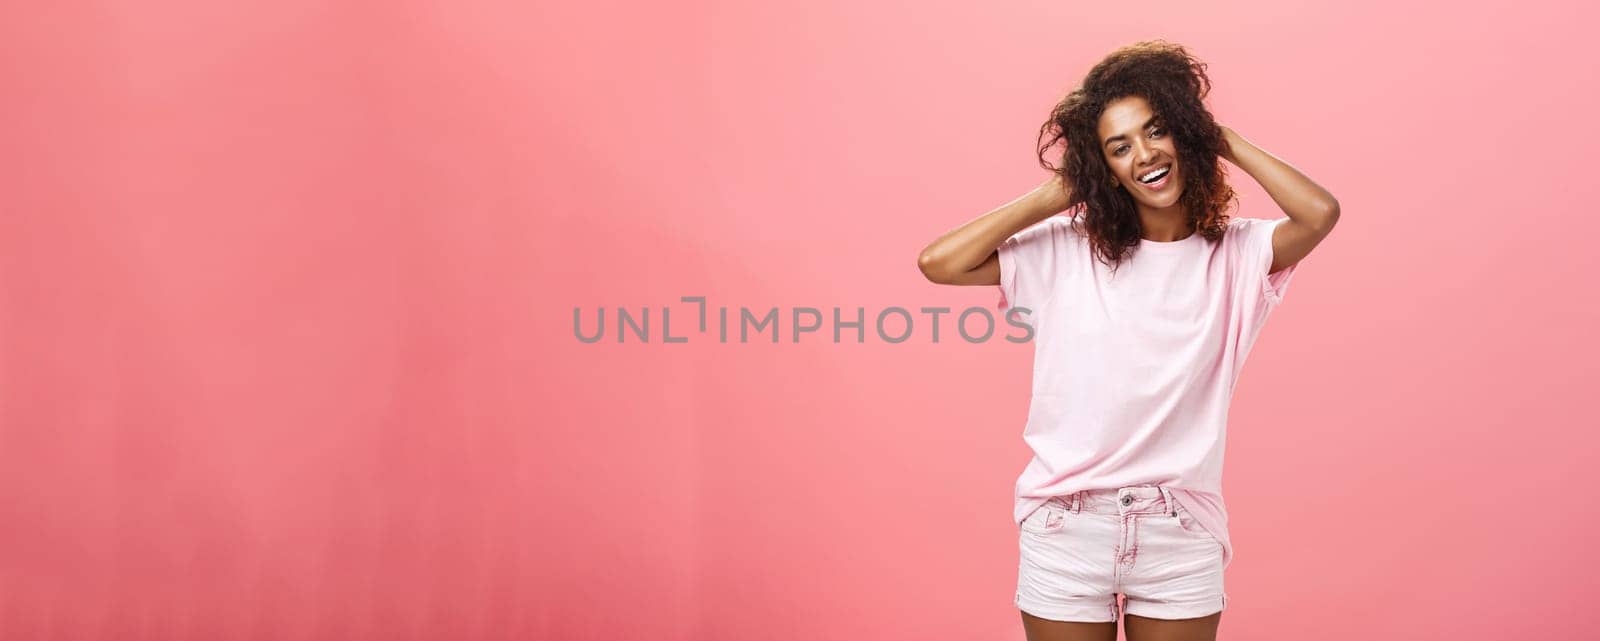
[915,38,1340,641]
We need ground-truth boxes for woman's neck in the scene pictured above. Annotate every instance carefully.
[1136,204,1193,242]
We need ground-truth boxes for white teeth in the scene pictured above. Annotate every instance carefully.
[1139,167,1170,183]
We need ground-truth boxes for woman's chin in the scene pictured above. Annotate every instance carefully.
[1134,193,1184,210]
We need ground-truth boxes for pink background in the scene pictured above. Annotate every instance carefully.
[4,1,1598,639]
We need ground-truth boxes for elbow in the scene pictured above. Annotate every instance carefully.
[918,249,952,284]
[1315,197,1340,233]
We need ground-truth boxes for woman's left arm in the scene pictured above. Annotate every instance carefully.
[1219,125,1340,273]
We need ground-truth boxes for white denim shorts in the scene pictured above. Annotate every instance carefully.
[1015,485,1227,622]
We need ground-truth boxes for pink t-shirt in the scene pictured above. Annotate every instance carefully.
[996,212,1298,569]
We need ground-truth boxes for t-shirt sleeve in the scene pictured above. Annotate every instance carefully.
[996,216,1070,314]
[1225,217,1300,377]
[1238,216,1298,311]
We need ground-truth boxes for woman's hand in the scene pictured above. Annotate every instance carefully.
[1218,124,1239,164]
[1032,173,1073,215]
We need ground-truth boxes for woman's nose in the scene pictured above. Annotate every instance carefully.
[1134,141,1157,164]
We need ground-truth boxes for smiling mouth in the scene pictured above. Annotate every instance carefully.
[1136,165,1172,189]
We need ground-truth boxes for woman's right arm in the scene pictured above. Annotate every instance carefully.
[916,175,1072,286]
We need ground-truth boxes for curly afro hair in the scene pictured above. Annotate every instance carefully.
[1036,40,1236,272]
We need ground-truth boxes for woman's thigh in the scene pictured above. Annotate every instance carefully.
[1020,610,1118,641]
[1123,611,1221,641]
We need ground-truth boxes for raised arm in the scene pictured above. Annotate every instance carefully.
[917,175,1072,285]
[1220,125,1341,273]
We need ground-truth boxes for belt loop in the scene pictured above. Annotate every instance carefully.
[1069,491,1080,514]
[1159,486,1177,517]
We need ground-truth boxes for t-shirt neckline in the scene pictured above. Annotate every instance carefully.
[1137,229,1202,251]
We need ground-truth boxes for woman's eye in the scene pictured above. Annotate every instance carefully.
[1150,127,1165,138]
[1115,146,1129,155]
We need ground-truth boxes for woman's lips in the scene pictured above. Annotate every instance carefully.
[1140,169,1172,191]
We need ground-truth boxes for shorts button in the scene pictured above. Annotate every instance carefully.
[1120,495,1132,506]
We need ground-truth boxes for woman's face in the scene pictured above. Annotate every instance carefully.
[1097,95,1182,211]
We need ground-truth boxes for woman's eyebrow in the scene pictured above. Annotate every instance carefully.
[1103,116,1160,147]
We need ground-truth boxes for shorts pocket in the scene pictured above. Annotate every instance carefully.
[1172,502,1221,546]
[1020,502,1068,536]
